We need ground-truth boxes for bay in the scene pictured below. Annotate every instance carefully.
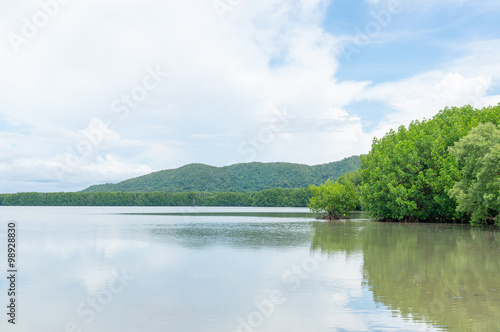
[0,207,498,331]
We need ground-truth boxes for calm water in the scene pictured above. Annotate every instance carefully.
[0,207,499,332]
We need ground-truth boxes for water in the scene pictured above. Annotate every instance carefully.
[0,207,499,331]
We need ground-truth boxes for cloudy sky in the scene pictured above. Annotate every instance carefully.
[1,0,499,193]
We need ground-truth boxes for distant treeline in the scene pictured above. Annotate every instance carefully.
[0,187,312,207]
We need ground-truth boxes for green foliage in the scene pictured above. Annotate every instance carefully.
[0,187,312,207]
[361,104,500,222]
[81,156,361,193]
[308,179,358,218]
[337,168,362,187]
[449,123,500,226]
[337,169,363,210]
[252,188,312,207]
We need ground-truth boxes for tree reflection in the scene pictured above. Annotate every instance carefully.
[312,221,500,331]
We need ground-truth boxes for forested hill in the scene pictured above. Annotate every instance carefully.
[81,156,361,193]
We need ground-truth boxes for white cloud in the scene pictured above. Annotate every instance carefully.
[357,39,500,139]
[0,0,498,191]
[0,119,155,192]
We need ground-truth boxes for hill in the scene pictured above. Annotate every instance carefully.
[81,156,361,193]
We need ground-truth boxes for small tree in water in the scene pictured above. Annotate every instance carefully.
[308,180,358,220]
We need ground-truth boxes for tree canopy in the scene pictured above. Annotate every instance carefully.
[308,179,358,219]
[360,104,500,223]
[449,123,500,226]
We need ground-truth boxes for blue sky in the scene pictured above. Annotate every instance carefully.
[0,0,499,192]
[331,0,499,82]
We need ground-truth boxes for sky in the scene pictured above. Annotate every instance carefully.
[1,0,500,193]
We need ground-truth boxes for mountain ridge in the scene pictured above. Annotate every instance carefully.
[81,156,361,193]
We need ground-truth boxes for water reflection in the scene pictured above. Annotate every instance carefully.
[311,220,500,331]
[147,221,313,249]
[2,207,494,331]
